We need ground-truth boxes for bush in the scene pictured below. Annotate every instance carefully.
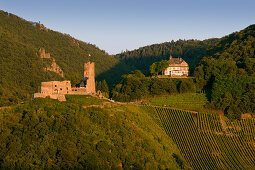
[179,79,196,93]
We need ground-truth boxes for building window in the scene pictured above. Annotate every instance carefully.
[60,88,62,91]
[55,85,57,87]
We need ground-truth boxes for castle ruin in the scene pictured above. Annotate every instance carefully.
[39,48,64,77]
[33,81,71,101]
[33,61,96,101]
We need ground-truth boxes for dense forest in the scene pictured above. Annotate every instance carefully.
[115,38,219,75]
[0,96,183,169]
[194,24,255,119]
[0,10,132,106]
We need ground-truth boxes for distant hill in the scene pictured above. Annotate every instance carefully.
[0,10,132,106]
[115,38,219,75]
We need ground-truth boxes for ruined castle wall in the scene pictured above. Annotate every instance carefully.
[34,81,71,101]
[43,58,64,77]
[39,48,64,77]
[39,48,51,59]
[40,81,71,95]
[70,88,87,95]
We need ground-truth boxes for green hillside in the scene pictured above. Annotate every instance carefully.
[114,24,255,119]
[0,96,184,169]
[149,93,208,109]
[115,38,219,75]
[195,24,255,119]
[0,10,132,106]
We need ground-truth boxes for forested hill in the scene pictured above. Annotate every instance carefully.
[195,24,255,89]
[195,24,255,119]
[0,10,132,106]
[115,38,219,75]
[207,24,255,64]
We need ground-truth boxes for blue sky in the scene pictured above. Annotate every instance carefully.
[1,0,255,54]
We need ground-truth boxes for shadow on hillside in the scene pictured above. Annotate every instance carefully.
[96,62,134,89]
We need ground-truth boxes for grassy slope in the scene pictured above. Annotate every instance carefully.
[0,96,183,169]
[149,93,208,110]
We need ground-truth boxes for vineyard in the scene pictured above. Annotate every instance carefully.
[143,106,255,169]
[149,93,208,109]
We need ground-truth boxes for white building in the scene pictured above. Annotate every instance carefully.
[164,56,189,77]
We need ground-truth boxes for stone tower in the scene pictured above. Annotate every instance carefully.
[84,62,96,94]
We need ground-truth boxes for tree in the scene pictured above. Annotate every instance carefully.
[150,60,169,76]
[158,60,170,75]
[101,80,109,98]
[150,63,157,76]
[67,72,80,87]
[96,80,109,98]
[132,70,145,78]
[96,81,102,92]
[179,79,196,93]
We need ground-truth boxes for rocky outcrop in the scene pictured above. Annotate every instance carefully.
[39,48,64,77]
[39,48,51,58]
[39,24,48,32]
[71,39,79,47]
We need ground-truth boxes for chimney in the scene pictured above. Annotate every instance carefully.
[169,55,172,60]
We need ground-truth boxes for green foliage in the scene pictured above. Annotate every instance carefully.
[149,93,208,109]
[149,60,169,76]
[66,72,80,86]
[116,39,219,75]
[0,10,132,106]
[112,71,195,102]
[194,24,255,119]
[150,62,158,76]
[179,79,196,93]
[172,153,184,169]
[0,96,181,169]
[151,106,255,169]
[211,75,255,120]
[96,80,109,98]
[65,95,104,106]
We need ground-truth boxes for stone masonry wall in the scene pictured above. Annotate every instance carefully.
[33,81,71,101]
[84,62,96,94]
